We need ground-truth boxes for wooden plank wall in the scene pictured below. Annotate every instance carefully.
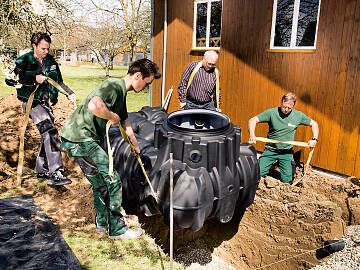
[152,0,360,177]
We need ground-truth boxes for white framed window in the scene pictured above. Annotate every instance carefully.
[270,0,321,50]
[193,0,222,49]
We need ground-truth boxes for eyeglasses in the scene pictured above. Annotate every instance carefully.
[206,62,216,67]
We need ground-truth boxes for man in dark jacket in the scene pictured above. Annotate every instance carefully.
[14,32,76,186]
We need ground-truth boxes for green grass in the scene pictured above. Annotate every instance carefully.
[0,63,151,112]
[64,231,185,270]
[0,63,181,269]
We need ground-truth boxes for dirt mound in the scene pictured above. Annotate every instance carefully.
[0,93,359,269]
[208,175,359,269]
[140,175,359,269]
[0,93,92,233]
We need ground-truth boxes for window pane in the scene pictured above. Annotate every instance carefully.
[274,0,294,47]
[210,1,222,47]
[196,3,207,47]
[296,0,319,46]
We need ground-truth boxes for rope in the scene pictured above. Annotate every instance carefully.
[214,68,220,111]
[17,85,39,187]
[106,121,158,202]
[46,77,77,108]
[105,121,115,183]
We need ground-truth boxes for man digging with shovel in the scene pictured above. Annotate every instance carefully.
[248,92,319,184]
[60,59,161,239]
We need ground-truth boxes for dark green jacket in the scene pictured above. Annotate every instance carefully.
[14,49,63,105]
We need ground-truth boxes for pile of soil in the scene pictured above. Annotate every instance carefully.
[0,93,359,269]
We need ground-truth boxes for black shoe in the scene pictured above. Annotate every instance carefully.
[37,172,50,182]
[47,170,72,186]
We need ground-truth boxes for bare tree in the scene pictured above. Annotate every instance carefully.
[0,0,75,55]
[83,19,126,77]
[89,0,151,62]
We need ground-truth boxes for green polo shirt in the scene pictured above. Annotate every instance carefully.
[257,107,311,150]
[61,78,128,142]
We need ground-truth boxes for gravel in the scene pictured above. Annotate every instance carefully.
[310,225,360,270]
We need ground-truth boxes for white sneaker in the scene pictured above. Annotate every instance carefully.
[108,228,143,240]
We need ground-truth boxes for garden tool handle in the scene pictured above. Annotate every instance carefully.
[255,136,310,148]
[118,124,158,202]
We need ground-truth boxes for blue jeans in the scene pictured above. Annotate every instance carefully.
[185,100,217,111]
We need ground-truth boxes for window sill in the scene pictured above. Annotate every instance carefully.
[267,49,316,53]
[191,48,220,52]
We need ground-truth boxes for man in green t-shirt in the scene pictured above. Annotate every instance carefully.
[60,59,161,239]
[248,92,319,184]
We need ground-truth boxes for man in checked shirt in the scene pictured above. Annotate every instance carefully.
[178,50,221,111]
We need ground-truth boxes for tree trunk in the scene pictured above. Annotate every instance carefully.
[130,44,135,62]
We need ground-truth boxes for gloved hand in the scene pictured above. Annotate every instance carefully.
[5,78,17,87]
[68,93,76,104]
[51,98,58,106]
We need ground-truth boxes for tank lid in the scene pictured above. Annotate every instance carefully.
[167,109,230,132]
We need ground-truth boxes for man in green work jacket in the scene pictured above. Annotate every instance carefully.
[61,59,161,239]
[14,32,76,186]
[248,92,319,184]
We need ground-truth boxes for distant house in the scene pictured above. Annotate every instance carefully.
[56,48,95,65]
[57,45,149,66]
[114,45,149,65]
[151,0,360,177]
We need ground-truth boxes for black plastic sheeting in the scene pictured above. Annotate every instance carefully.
[0,194,82,270]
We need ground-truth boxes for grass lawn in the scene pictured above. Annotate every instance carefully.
[0,63,151,112]
[0,63,185,269]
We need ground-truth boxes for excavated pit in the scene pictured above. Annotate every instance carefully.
[0,93,359,269]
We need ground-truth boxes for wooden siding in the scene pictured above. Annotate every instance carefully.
[152,0,360,177]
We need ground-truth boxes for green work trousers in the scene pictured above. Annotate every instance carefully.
[61,140,127,236]
[259,148,293,184]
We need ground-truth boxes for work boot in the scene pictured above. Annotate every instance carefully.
[37,172,50,182]
[47,170,72,186]
[108,228,143,240]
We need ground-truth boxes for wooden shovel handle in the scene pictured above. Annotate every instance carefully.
[255,136,309,148]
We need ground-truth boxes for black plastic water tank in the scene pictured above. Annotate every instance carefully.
[105,107,260,231]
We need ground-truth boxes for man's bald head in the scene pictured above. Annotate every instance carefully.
[203,50,219,71]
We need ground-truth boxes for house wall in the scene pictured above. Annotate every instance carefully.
[152,0,360,177]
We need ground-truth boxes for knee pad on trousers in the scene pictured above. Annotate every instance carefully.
[98,185,110,205]
[48,129,61,152]
[36,119,54,134]
[109,199,122,213]
[98,185,122,214]
[86,173,106,190]
[76,157,99,176]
